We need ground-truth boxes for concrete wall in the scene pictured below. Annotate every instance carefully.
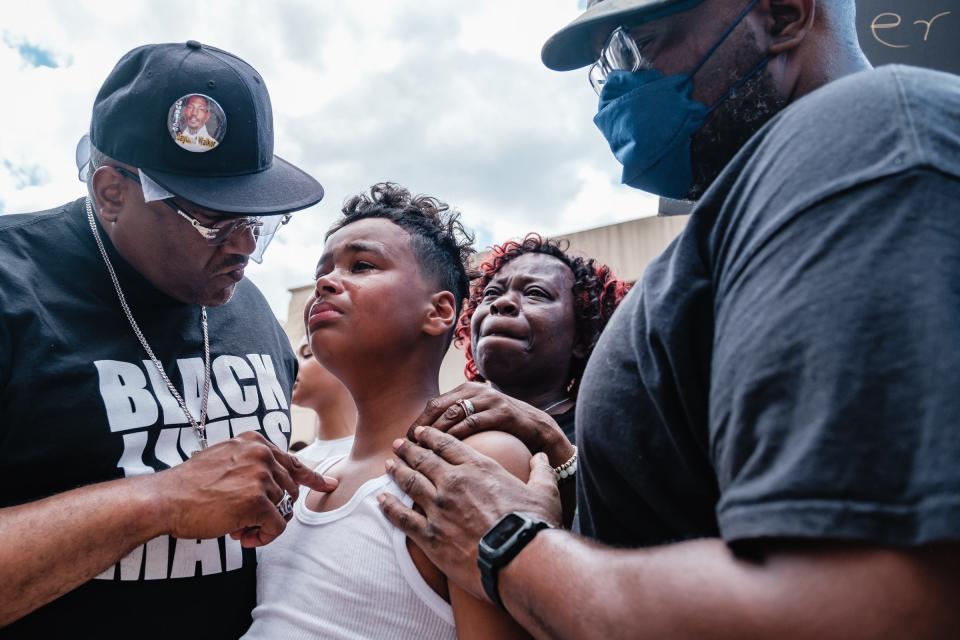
[557,215,690,282]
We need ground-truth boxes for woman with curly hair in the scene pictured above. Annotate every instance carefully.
[410,233,629,480]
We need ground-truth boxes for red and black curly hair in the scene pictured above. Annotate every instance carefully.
[454,233,631,395]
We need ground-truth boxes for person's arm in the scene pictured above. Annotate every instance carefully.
[0,432,337,626]
[396,430,533,639]
[0,473,162,626]
[379,428,960,640]
[501,533,960,639]
[447,432,532,640]
[409,382,575,467]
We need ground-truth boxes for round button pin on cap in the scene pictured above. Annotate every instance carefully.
[168,93,227,153]
[186,40,202,49]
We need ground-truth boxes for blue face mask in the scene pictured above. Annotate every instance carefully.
[593,0,768,199]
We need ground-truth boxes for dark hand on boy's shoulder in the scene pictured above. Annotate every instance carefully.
[379,426,561,600]
[411,382,575,467]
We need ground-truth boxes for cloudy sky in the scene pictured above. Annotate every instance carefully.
[1,0,658,319]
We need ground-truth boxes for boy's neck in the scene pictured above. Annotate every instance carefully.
[347,371,441,461]
[313,395,357,442]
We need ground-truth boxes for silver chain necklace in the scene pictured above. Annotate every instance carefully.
[540,397,571,414]
[85,197,211,450]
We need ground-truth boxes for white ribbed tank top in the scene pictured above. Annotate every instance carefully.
[244,456,456,640]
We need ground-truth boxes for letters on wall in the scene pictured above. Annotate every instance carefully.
[857,0,958,74]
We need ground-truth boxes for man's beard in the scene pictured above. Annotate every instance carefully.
[686,51,787,200]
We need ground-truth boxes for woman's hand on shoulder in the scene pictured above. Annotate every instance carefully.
[410,382,575,467]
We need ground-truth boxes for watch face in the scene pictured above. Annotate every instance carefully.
[486,513,525,547]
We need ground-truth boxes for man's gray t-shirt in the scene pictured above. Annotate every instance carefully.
[577,66,960,548]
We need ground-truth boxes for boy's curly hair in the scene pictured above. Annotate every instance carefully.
[454,233,631,395]
[326,182,477,323]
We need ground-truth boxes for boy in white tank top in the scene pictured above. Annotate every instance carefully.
[245,183,532,639]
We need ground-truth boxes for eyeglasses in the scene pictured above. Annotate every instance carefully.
[588,27,647,95]
[112,166,280,247]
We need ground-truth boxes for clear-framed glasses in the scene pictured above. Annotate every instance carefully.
[588,27,645,95]
[112,166,266,246]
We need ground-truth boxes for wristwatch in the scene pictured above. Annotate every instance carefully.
[477,512,551,610]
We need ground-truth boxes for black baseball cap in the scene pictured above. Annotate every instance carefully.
[89,40,323,216]
[541,0,706,71]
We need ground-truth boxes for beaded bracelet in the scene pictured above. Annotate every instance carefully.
[553,446,578,483]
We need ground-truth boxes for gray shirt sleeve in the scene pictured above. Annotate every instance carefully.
[710,167,960,546]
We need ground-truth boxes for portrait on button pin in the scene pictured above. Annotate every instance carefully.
[168,93,226,153]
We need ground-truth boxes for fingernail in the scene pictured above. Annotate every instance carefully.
[392,438,405,450]
[535,452,548,463]
[377,494,386,505]
[414,426,425,438]
[323,475,339,487]
[384,459,395,472]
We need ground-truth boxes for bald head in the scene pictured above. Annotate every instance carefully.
[658,0,871,198]
[824,0,856,27]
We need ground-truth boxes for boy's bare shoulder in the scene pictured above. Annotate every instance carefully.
[463,431,531,482]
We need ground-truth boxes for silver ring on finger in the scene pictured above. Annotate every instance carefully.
[456,398,475,418]
[276,490,294,518]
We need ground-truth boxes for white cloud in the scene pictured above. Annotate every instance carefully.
[1,0,657,321]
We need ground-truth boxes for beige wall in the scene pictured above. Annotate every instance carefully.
[285,287,313,351]
[282,214,690,441]
[556,215,690,283]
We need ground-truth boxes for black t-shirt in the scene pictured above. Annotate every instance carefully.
[577,66,960,549]
[0,198,297,638]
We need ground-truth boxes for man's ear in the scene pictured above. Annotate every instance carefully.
[90,166,129,225]
[422,290,458,338]
[764,0,816,55]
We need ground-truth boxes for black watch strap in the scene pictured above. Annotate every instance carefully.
[478,553,505,610]
[477,512,551,610]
